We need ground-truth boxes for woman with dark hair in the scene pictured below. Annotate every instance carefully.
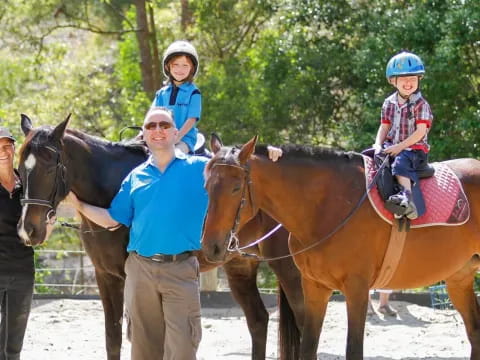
[0,126,35,360]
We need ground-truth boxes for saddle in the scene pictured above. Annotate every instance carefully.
[364,154,470,288]
[363,155,470,228]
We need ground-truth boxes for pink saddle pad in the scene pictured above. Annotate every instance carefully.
[363,156,470,228]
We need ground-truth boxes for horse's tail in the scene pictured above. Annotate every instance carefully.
[278,284,301,360]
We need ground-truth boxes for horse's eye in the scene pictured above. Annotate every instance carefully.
[38,148,55,162]
[232,183,241,194]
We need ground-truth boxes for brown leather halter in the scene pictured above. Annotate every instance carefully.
[20,145,67,225]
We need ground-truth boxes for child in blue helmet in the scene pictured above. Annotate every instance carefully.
[151,40,201,154]
[373,51,433,219]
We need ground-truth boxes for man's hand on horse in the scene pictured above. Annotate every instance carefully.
[267,146,283,162]
[64,191,80,208]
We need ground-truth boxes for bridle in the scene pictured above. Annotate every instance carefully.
[20,143,121,233]
[20,145,68,225]
[210,161,258,253]
[210,153,389,262]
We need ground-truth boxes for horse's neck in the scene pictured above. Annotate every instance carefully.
[250,157,362,235]
[64,136,146,207]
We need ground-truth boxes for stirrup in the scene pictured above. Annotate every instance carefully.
[405,203,418,220]
[384,199,408,217]
[385,190,416,218]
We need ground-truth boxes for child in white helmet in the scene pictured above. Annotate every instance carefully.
[373,51,433,220]
[151,40,201,154]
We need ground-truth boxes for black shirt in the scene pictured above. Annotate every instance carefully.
[0,171,34,275]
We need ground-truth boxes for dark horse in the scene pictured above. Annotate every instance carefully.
[16,115,303,360]
[202,135,480,360]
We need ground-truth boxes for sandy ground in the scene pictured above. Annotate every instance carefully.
[20,298,470,360]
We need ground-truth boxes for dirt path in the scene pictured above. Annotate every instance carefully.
[21,299,469,359]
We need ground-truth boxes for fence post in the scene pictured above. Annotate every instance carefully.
[200,268,218,291]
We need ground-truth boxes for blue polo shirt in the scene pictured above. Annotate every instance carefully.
[153,82,201,152]
[108,153,209,256]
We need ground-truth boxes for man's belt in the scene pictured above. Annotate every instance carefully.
[136,251,193,263]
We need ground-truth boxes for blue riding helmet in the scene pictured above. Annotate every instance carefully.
[386,51,425,79]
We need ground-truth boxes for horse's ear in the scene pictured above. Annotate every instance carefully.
[210,133,223,154]
[50,113,71,142]
[238,135,258,165]
[21,114,33,136]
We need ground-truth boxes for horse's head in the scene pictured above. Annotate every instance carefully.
[17,114,71,246]
[202,134,258,262]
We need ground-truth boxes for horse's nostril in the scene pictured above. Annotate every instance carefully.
[213,244,220,256]
[25,224,35,238]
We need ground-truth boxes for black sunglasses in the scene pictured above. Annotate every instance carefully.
[144,121,174,131]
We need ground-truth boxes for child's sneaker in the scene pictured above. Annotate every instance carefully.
[385,189,417,219]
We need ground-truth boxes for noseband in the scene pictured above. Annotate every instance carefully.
[21,145,68,225]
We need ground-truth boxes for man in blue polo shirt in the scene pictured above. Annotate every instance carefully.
[67,107,207,360]
[66,107,283,359]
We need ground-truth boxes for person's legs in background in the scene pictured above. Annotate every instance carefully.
[367,290,375,316]
[377,290,397,316]
[368,289,397,317]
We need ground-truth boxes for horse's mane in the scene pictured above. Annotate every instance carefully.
[66,128,149,156]
[23,126,148,157]
[254,144,360,162]
[205,143,361,176]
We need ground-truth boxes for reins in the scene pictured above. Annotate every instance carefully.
[232,223,283,252]
[218,153,390,262]
[56,220,121,233]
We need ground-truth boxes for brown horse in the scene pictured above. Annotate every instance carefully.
[201,134,480,360]
[16,115,303,360]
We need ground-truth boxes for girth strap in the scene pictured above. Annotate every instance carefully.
[371,220,407,289]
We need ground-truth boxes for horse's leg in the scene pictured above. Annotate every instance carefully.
[342,278,370,360]
[82,226,128,360]
[223,258,268,360]
[299,277,331,360]
[445,255,480,360]
[95,270,126,360]
[268,259,303,360]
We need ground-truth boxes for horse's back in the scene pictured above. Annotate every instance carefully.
[443,158,480,185]
[444,158,480,220]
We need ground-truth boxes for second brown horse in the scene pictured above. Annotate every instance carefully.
[202,134,480,360]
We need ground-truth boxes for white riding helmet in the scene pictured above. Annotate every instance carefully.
[162,40,199,79]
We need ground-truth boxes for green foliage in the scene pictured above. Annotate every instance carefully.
[257,262,277,290]
[2,0,478,157]
[1,0,479,297]
[34,223,83,294]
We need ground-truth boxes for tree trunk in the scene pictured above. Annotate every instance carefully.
[148,3,161,90]
[180,0,193,32]
[134,0,155,97]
